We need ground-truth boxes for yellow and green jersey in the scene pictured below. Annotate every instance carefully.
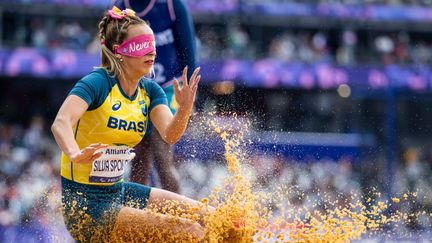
[60,68,167,186]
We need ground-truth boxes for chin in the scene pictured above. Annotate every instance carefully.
[140,68,152,78]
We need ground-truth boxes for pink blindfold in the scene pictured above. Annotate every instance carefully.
[114,34,156,57]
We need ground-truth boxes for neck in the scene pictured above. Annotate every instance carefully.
[119,72,140,98]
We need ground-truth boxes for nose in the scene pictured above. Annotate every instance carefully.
[146,51,156,57]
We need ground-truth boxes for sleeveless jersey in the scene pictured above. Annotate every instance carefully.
[60,68,167,185]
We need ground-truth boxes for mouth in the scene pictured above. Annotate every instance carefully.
[144,60,154,65]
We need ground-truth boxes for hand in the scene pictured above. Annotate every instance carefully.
[173,66,201,111]
[69,143,108,163]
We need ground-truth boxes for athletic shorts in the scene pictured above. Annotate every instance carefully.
[61,177,152,242]
[145,84,178,137]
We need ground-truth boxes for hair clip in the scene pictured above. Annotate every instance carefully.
[108,6,136,20]
[123,9,136,17]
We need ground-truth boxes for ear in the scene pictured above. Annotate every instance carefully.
[112,44,120,58]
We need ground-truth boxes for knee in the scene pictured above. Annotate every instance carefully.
[188,222,205,241]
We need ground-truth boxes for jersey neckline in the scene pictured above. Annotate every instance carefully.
[115,78,139,101]
[99,67,140,101]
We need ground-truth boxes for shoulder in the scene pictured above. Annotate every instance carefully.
[140,77,162,92]
[140,78,166,99]
[70,68,114,110]
[140,78,167,106]
[80,68,110,85]
[78,68,117,93]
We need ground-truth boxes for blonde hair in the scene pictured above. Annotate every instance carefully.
[98,11,146,78]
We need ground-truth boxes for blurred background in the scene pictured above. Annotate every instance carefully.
[1,0,432,242]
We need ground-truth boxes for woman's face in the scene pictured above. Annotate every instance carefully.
[121,24,156,79]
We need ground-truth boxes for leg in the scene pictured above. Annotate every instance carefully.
[130,136,153,185]
[151,127,181,193]
[147,188,210,225]
[111,184,207,242]
[111,207,204,242]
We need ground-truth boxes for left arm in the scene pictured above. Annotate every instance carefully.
[151,66,200,144]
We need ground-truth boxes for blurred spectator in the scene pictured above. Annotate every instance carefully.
[57,22,91,50]
[0,116,63,241]
[5,1,432,68]
[403,147,424,191]
[269,32,296,62]
[375,35,395,64]
[297,32,316,63]
[30,19,48,49]
[226,24,251,59]
[3,14,96,52]
[336,30,357,65]
[392,147,432,230]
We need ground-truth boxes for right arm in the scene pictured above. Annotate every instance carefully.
[51,95,105,163]
[150,67,200,144]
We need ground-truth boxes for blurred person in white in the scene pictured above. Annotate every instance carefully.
[51,7,206,242]
[336,30,357,65]
[226,24,251,59]
[30,19,48,49]
[269,32,296,62]
[23,116,45,152]
[374,35,395,64]
[399,147,428,229]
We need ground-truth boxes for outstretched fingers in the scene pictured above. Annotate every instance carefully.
[173,78,180,95]
[86,143,108,153]
[192,75,201,91]
[89,143,107,157]
[182,66,189,86]
[188,67,201,89]
[180,66,201,89]
[74,143,107,163]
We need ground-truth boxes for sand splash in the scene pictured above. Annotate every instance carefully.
[196,113,430,242]
[202,116,262,242]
